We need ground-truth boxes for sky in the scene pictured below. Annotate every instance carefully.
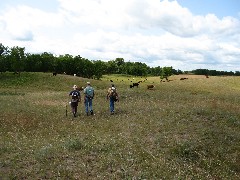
[0,0,240,71]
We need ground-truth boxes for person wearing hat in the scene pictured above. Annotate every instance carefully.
[106,84,119,115]
[83,82,95,115]
[69,85,81,117]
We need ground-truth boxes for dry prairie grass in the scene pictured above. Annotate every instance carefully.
[0,72,239,179]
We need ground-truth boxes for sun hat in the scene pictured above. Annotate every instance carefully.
[73,85,77,89]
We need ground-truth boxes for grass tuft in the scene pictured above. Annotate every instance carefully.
[63,138,84,151]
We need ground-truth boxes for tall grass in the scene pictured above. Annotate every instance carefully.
[0,72,239,179]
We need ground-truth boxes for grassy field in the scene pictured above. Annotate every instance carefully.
[0,72,239,179]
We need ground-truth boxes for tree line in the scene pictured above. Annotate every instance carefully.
[0,43,239,78]
[192,69,240,76]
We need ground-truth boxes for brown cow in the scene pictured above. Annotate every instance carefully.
[147,85,155,89]
[76,86,85,91]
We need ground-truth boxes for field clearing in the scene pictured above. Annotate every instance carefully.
[0,72,239,179]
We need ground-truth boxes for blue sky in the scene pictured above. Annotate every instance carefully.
[177,0,240,18]
[0,0,239,71]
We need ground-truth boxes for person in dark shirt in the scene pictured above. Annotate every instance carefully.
[69,85,81,117]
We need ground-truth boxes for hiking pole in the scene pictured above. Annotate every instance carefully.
[65,104,68,117]
[66,97,70,117]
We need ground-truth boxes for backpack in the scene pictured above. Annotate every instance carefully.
[110,87,118,101]
[85,87,94,98]
[71,90,79,102]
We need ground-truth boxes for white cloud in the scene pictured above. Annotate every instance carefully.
[0,0,239,71]
[1,5,65,42]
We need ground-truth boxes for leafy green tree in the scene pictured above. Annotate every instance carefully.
[93,60,107,79]
[121,61,133,75]
[10,46,25,74]
[73,55,84,76]
[0,43,9,73]
[149,66,161,76]
[106,60,118,74]
[83,58,94,78]
[131,62,148,76]
[235,71,240,76]
[25,53,43,72]
[160,66,173,81]
[114,58,125,73]
[193,69,209,75]
[40,52,55,72]
[71,55,94,78]
[58,54,74,74]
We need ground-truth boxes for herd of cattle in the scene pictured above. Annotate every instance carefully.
[110,78,156,89]
[52,72,202,90]
[129,82,155,89]
[105,77,156,89]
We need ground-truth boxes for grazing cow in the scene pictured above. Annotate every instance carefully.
[132,83,139,88]
[147,85,155,89]
[53,72,57,76]
[180,77,188,80]
[77,86,85,91]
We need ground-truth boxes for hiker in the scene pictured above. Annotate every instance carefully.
[69,85,81,117]
[106,84,119,115]
[83,82,95,116]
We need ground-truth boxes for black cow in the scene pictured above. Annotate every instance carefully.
[132,83,139,88]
